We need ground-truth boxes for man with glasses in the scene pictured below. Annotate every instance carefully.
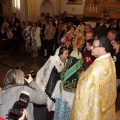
[84,24,92,35]
[70,36,116,120]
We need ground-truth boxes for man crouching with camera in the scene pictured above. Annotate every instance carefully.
[0,69,47,120]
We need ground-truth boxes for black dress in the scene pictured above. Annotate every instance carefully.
[45,66,60,102]
[34,67,60,120]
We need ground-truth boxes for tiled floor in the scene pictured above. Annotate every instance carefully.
[0,52,47,88]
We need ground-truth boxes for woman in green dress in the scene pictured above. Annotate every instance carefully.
[52,32,88,120]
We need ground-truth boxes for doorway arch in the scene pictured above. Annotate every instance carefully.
[40,0,54,17]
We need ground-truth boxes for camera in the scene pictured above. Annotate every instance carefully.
[15,66,36,79]
[25,70,36,79]
[7,91,29,120]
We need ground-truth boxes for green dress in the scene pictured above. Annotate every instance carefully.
[60,55,88,94]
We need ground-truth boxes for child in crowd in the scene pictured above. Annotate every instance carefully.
[83,39,96,67]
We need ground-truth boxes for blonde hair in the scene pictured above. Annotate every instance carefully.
[4,69,24,88]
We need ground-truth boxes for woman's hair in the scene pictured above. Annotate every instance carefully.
[115,37,120,44]
[49,20,53,24]
[86,39,94,46]
[58,45,69,56]
[84,24,92,30]
[32,22,38,27]
[71,25,77,30]
[4,69,24,88]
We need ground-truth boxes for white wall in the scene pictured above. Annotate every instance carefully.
[35,0,58,20]
[35,0,85,19]
[35,0,42,20]
[50,0,58,15]
[40,1,53,16]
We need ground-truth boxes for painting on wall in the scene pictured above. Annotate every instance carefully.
[67,0,83,4]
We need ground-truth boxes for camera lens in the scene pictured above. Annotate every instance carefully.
[29,71,36,78]
[24,71,36,79]
[24,75,29,79]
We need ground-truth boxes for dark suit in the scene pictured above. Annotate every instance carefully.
[96,24,107,36]
[39,22,46,53]
[12,17,20,28]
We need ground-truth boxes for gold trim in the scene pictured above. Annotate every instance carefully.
[66,0,83,4]
[66,2,82,5]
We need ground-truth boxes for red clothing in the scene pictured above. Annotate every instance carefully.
[65,33,72,42]
[83,51,95,67]
[0,118,5,120]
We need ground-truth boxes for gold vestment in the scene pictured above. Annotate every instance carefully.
[70,53,116,120]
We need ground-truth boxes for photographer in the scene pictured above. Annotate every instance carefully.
[0,69,47,120]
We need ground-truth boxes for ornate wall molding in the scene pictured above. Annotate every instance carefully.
[84,3,120,19]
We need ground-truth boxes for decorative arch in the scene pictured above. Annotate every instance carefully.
[40,0,54,17]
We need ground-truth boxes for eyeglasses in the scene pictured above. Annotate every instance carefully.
[92,45,101,49]
[111,41,115,45]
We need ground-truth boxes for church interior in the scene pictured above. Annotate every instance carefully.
[0,0,120,119]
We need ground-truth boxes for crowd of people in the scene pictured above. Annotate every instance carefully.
[0,12,120,120]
